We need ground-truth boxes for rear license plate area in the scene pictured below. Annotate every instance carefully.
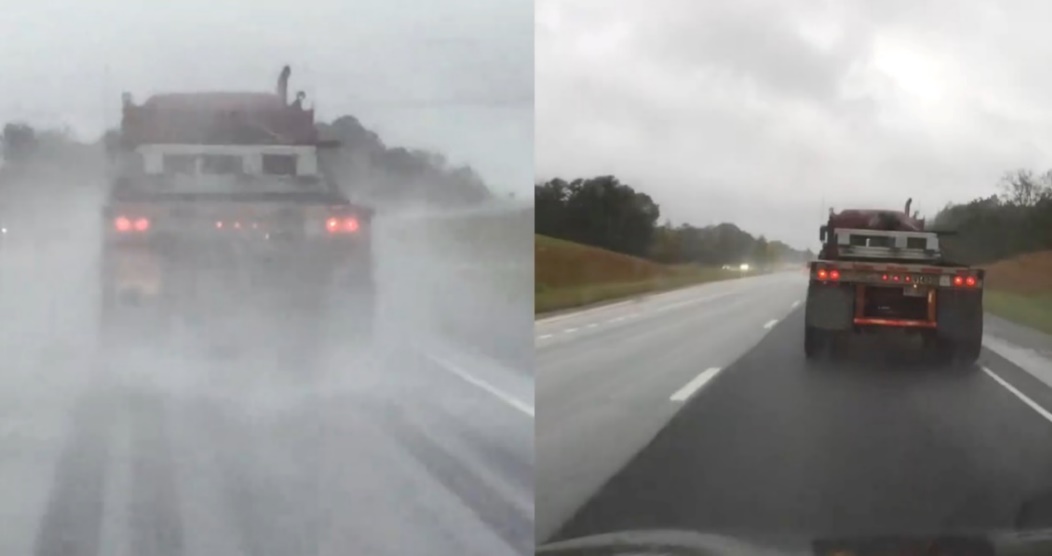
[902,286,928,297]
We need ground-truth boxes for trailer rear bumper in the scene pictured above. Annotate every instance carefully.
[852,317,936,328]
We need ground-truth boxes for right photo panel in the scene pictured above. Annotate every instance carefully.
[535,0,1052,554]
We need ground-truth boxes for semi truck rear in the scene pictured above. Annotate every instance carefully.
[99,67,374,365]
[804,203,983,365]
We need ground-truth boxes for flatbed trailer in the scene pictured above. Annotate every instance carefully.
[804,223,984,365]
[99,67,375,366]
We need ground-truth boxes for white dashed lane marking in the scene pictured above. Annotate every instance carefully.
[670,367,722,402]
[535,311,648,340]
[537,305,793,341]
[791,300,800,309]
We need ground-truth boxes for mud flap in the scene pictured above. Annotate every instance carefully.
[322,272,376,348]
[934,288,983,367]
[805,283,854,331]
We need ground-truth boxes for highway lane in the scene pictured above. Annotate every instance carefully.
[538,272,1052,546]
[67,343,533,556]
[536,271,806,540]
[0,190,533,556]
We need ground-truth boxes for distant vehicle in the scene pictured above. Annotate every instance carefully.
[99,65,375,363]
[804,198,983,365]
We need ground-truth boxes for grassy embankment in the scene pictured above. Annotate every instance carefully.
[983,250,1052,335]
[535,234,745,315]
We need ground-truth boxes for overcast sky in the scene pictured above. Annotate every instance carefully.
[0,0,533,195]
[536,0,1052,250]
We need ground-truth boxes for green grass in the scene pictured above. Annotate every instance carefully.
[985,290,1052,336]
[535,234,746,314]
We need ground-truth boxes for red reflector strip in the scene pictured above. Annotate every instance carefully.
[854,317,937,328]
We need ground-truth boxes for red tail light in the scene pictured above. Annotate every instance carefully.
[816,269,828,280]
[829,269,840,280]
[965,276,976,287]
[114,216,149,233]
[326,216,360,234]
[953,276,964,287]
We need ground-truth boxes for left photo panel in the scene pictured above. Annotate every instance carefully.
[0,1,534,555]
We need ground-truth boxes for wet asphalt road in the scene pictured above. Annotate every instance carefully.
[0,191,533,556]
[538,272,1052,547]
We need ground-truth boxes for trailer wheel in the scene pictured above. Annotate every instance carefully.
[828,331,850,360]
[804,325,823,359]
[953,334,982,367]
[932,336,981,369]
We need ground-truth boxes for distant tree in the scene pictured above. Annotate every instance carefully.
[751,235,770,266]
[536,175,660,257]
[536,175,810,264]
[316,115,492,206]
[2,122,37,164]
[999,169,1052,207]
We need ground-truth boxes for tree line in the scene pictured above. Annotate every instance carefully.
[1,116,495,207]
[535,175,811,267]
[931,169,1052,265]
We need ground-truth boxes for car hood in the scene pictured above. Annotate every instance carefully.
[536,528,1052,555]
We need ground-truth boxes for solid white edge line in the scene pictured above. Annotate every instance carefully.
[425,352,535,418]
[537,334,552,340]
[535,300,635,324]
[670,367,722,402]
[982,366,1052,424]
[763,319,779,329]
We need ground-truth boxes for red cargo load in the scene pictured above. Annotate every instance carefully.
[121,91,318,146]
[827,209,924,232]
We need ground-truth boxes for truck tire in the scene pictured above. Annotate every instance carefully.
[956,335,982,366]
[805,325,850,361]
[322,277,376,350]
[804,325,824,359]
[932,336,981,368]
[98,289,169,358]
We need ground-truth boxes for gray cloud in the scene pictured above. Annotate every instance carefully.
[536,0,1052,249]
[0,0,533,193]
